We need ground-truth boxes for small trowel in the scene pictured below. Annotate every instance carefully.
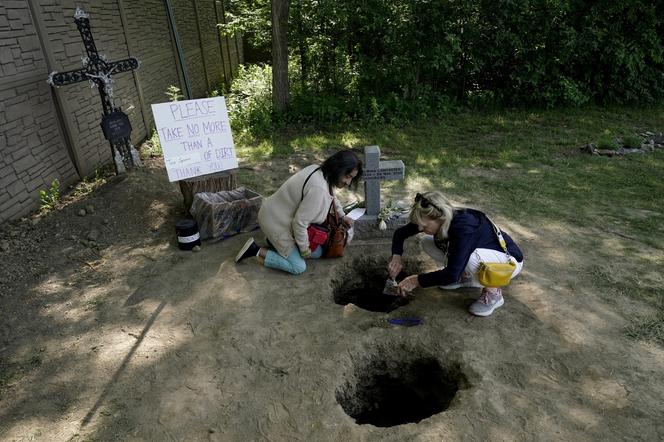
[382,277,400,296]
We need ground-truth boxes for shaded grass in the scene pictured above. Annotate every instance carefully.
[625,313,664,345]
[236,105,664,344]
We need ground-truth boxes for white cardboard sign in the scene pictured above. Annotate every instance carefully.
[151,97,238,182]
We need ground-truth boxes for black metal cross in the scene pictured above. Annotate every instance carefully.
[48,7,140,173]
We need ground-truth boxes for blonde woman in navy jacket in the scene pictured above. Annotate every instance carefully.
[387,191,524,316]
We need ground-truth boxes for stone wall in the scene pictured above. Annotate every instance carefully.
[0,0,79,221]
[0,0,242,223]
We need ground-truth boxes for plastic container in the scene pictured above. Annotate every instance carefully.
[189,187,262,240]
[175,219,201,250]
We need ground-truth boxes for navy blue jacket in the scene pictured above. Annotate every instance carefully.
[391,208,523,288]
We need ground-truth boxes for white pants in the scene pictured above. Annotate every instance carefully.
[421,235,523,285]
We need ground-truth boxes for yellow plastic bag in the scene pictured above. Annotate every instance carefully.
[477,261,516,287]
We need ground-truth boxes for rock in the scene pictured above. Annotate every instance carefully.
[192,245,201,252]
[641,143,654,152]
[0,241,9,252]
[101,219,110,225]
[395,200,410,210]
[77,209,86,217]
[31,218,40,226]
[87,230,100,241]
[596,148,621,157]
[343,303,360,317]
[85,204,95,214]
[150,226,159,232]
[581,143,597,154]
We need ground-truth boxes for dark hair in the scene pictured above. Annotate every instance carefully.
[320,150,363,189]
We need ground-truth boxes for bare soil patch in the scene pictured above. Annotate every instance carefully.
[1,156,663,441]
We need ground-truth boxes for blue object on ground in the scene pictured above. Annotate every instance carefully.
[388,317,424,327]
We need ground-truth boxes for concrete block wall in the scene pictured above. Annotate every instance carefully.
[122,0,182,132]
[0,0,79,221]
[173,0,207,97]
[197,0,224,91]
[0,0,242,223]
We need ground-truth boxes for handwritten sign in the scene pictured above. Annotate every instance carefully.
[151,97,238,182]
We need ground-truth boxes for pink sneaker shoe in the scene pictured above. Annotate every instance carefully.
[469,287,504,316]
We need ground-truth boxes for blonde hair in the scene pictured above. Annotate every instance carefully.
[409,191,455,238]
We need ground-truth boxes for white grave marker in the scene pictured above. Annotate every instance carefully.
[152,97,238,182]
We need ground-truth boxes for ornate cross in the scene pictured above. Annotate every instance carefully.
[48,7,141,173]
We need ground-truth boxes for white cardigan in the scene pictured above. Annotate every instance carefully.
[258,165,344,258]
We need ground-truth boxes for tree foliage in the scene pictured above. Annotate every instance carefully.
[224,0,664,121]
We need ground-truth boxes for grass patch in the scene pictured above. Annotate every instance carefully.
[236,104,664,345]
[622,134,643,149]
[71,167,110,198]
[84,298,105,311]
[626,313,664,345]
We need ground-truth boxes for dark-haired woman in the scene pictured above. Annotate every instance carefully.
[387,191,524,316]
[235,150,363,274]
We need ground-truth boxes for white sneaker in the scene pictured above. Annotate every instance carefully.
[469,288,504,316]
[439,278,483,290]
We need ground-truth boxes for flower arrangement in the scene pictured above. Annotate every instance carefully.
[377,201,407,230]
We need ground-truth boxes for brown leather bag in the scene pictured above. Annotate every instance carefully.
[323,202,347,258]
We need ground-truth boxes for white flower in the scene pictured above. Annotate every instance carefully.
[379,219,387,230]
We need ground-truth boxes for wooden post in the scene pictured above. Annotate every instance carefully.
[178,170,238,214]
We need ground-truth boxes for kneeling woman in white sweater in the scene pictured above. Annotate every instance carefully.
[235,150,362,274]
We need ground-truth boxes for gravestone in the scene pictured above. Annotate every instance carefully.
[362,145,405,216]
[47,7,141,174]
[353,146,409,239]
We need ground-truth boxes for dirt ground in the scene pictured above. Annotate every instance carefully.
[1,155,663,441]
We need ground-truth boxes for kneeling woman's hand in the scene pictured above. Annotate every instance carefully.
[397,274,419,296]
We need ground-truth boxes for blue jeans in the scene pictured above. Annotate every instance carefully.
[264,245,323,275]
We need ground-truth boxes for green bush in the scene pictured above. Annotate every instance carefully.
[141,130,162,159]
[622,134,643,149]
[165,85,183,102]
[39,179,60,211]
[229,0,664,123]
[225,64,274,136]
[597,135,620,150]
